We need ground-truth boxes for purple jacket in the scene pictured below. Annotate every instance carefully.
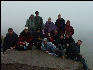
[44,21,57,34]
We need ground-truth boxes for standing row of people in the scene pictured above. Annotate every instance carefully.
[2,11,89,70]
[25,11,74,37]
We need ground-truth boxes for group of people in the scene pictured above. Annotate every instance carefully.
[2,11,90,70]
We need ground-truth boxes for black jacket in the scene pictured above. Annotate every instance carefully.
[71,43,80,54]
[3,32,18,50]
[55,18,65,32]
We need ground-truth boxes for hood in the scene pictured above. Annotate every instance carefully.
[66,20,70,26]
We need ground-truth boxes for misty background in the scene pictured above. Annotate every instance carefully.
[1,1,93,68]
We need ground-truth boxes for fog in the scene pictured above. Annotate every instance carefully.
[1,1,93,68]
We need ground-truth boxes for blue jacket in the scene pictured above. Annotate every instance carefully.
[41,42,56,53]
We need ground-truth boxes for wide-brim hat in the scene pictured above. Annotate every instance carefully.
[35,11,39,14]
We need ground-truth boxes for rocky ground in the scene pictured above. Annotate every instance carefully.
[1,47,82,70]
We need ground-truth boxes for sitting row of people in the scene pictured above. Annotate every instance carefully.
[2,27,89,70]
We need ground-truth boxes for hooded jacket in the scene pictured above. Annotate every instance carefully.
[3,32,18,50]
[41,42,56,53]
[55,18,65,33]
[18,31,33,45]
[65,20,74,36]
[44,21,57,35]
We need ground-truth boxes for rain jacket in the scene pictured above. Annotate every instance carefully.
[3,32,18,51]
[55,18,65,33]
[65,20,74,36]
[41,42,56,53]
[18,31,33,45]
[44,21,57,35]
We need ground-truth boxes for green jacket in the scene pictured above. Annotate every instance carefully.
[25,18,35,31]
[34,16,43,30]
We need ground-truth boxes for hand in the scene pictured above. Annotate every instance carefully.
[23,42,26,45]
[67,44,69,47]
[58,44,61,46]
[10,47,14,50]
[45,51,49,53]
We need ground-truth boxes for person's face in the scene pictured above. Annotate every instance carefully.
[8,30,13,35]
[66,21,70,26]
[48,19,51,22]
[54,30,58,35]
[48,33,50,36]
[30,16,34,19]
[58,15,61,19]
[36,13,39,16]
[24,29,28,33]
[66,34,70,38]
[60,35,64,39]
[77,41,82,46]
[44,41,47,44]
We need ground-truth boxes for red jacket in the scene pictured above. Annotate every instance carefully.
[65,20,74,36]
[47,36,54,42]
[18,31,33,45]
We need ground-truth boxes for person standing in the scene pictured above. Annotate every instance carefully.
[25,14,35,35]
[44,17,56,36]
[55,14,65,34]
[34,11,44,32]
[65,20,74,37]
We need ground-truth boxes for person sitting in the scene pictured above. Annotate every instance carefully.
[17,27,33,50]
[41,38,64,58]
[52,30,60,46]
[70,40,89,70]
[65,33,75,58]
[33,27,43,50]
[44,17,57,36]
[55,14,65,34]
[47,32,54,42]
[56,34,66,50]
[3,28,18,53]
[25,14,35,35]
[65,20,74,37]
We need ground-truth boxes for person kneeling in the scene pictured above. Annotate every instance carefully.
[17,27,33,50]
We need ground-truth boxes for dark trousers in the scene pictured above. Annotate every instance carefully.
[76,54,88,70]
[16,42,33,51]
[32,38,42,50]
[70,53,89,70]
[54,49,64,57]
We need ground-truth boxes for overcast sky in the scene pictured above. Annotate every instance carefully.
[1,1,93,68]
[1,1,93,35]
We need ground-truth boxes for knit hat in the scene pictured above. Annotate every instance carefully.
[43,38,47,42]
[24,27,28,30]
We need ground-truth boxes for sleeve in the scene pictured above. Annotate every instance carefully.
[44,22,48,33]
[14,34,18,46]
[71,27,74,35]
[40,17,43,29]
[41,43,46,51]
[25,19,29,27]
[26,36,33,43]
[55,20,58,26]
[63,19,65,30]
